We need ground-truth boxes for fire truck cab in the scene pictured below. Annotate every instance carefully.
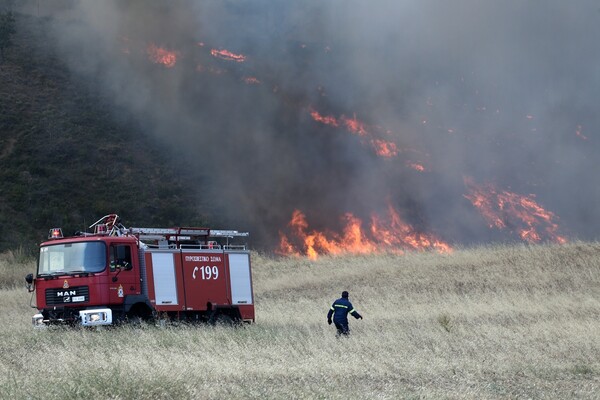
[25,214,255,327]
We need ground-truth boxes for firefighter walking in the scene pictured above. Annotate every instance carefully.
[327,291,362,336]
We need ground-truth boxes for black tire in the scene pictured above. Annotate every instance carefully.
[210,311,235,326]
[126,304,153,325]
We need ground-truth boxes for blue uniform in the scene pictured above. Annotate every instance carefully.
[327,296,362,335]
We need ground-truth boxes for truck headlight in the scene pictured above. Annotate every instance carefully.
[32,313,45,328]
[80,309,113,326]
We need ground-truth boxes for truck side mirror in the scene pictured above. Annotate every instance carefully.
[25,273,34,292]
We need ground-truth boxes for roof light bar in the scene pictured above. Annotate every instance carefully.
[48,228,63,239]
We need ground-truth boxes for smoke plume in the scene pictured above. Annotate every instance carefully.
[29,1,600,251]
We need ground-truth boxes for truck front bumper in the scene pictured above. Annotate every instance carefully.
[32,308,113,327]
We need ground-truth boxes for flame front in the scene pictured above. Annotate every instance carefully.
[464,177,566,244]
[278,204,451,259]
[406,162,426,172]
[135,36,571,254]
[309,107,399,158]
[310,109,339,127]
[211,48,246,62]
[371,139,399,158]
[342,114,369,137]
[147,44,178,68]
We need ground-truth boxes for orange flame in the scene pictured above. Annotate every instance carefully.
[371,139,399,158]
[147,44,178,68]
[310,109,339,127]
[277,204,451,259]
[372,203,452,253]
[406,162,426,172]
[277,234,300,258]
[463,177,566,244]
[309,107,399,158]
[211,48,246,62]
[341,114,369,137]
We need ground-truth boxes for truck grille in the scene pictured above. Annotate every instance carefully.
[45,286,90,306]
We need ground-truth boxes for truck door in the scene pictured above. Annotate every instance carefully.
[108,243,140,303]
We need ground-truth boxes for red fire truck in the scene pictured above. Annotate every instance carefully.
[25,214,255,327]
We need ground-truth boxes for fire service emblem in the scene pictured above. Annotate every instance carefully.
[63,280,69,289]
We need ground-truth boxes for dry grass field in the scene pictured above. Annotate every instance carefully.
[1,242,599,399]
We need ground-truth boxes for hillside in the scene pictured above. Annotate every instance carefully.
[0,12,210,252]
[1,242,599,398]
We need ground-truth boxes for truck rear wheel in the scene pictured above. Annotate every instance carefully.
[127,303,153,324]
[209,310,238,326]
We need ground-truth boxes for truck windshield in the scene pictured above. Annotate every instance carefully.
[38,242,107,275]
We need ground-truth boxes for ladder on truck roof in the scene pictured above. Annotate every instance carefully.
[129,227,208,240]
[129,227,249,250]
[88,215,249,249]
[129,227,249,239]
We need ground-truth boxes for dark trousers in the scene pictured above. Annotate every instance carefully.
[334,321,350,336]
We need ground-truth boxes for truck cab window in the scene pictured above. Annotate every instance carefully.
[110,245,132,271]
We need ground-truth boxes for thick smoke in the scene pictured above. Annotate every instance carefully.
[30,1,600,246]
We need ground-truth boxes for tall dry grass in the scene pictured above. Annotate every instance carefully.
[0,249,35,289]
[1,242,599,399]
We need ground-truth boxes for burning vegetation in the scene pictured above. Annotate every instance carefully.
[463,177,566,245]
[309,108,399,158]
[135,33,569,259]
[210,48,246,63]
[47,2,595,259]
[277,204,451,260]
[146,44,178,68]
